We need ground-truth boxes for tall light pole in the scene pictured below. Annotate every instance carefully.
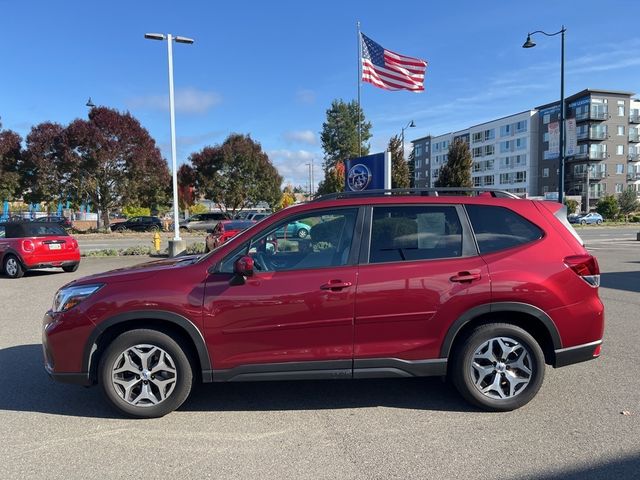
[523,26,566,204]
[400,120,416,159]
[145,32,194,255]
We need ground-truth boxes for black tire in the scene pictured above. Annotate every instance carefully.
[150,225,160,232]
[451,323,545,412]
[98,329,193,418]
[115,226,127,233]
[596,219,602,225]
[3,254,25,279]
[580,220,587,225]
[62,264,79,273]
[297,228,309,239]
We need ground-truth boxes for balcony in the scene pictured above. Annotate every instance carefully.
[629,114,640,124]
[629,132,640,142]
[572,172,606,181]
[628,172,640,181]
[577,129,607,141]
[575,109,608,122]
[628,153,640,162]
[570,151,608,161]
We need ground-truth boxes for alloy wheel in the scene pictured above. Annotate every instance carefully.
[470,336,533,400]
[111,344,177,407]
[5,258,18,277]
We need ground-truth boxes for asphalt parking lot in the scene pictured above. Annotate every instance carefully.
[1,227,639,480]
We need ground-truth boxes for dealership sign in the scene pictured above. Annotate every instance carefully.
[344,152,391,191]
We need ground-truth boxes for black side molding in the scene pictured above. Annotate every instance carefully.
[554,340,602,368]
[440,302,563,358]
[83,310,212,383]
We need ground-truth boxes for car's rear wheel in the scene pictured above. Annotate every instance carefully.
[98,329,193,418]
[62,264,79,273]
[596,219,602,225]
[451,323,545,411]
[150,225,160,232]
[297,228,308,239]
[3,255,24,279]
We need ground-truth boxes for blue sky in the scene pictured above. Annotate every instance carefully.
[2,0,639,189]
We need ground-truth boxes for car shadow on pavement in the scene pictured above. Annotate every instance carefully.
[0,344,474,417]
[0,270,62,280]
[599,271,640,293]
[507,452,640,480]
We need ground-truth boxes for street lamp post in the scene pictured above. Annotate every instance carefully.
[523,26,566,204]
[145,32,194,256]
[400,120,416,159]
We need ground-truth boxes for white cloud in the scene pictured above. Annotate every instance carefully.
[295,88,316,105]
[282,129,317,145]
[268,148,321,188]
[128,87,221,114]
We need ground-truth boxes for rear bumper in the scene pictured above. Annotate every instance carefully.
[554,339,602,367]
[25,259,79,270]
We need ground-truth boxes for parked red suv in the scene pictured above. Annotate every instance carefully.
[1,221,80,278]
[42,189,604,417]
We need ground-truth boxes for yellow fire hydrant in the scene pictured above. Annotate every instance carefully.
[152,231,161,253]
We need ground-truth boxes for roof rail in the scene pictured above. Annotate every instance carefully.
[312,188,522,202]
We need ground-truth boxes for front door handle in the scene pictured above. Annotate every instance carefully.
[450,271,481,283]
[320,280,353,291]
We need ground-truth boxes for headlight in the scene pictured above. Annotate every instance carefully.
[52,284,103,313]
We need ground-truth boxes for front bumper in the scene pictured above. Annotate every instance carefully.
[554,339,602,367]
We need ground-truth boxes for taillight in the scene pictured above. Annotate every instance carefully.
[564,254,600,287]
[22,240,35,252]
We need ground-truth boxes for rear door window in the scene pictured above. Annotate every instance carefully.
[369,205,463,263]
[465,205,543,254]
[24,223,68,237]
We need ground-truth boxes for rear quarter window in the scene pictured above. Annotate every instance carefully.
[466,205,543,254]
[23,223,68,237]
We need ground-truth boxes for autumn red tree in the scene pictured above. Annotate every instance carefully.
[177,164,197,211]
[0,121,22,202]
[65,107,170,230]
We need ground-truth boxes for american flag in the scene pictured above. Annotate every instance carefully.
[361,33,427,92]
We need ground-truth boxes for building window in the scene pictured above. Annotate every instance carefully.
[484,145,495,156]
[516,120,527,133]
[543,114,550,124]
[500,173,510,184]
[486,159,495,170]
[543,186,549,193]
[473,176,481,187]
[484,175,494,186]
[543,168,549,178]
[500,124,511,137]
[618,101,625,117]
[618,125,625,136]
[615,183,623,193]
[515,171,526,183]
[472,147,483,158]
[415,159,422,168]
[415,171,421,179]
[472,132,483,143]
[516,138,527,150]
[414,144,423,156]
[617,145,624,155]
[543,132,549,142]
[616,164,624,174]
[485,129,495,141]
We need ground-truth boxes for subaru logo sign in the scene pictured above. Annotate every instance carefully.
[347,163,372,191]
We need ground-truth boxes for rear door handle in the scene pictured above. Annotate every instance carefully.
[320,280,353,291]
[450,271,481,283]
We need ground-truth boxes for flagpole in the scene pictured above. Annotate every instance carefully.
[357,21,362,157]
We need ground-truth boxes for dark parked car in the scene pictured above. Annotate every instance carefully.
[113,216,163,232]
[0,221,80,278]
[43,189,603,418]
[40,215,73,229]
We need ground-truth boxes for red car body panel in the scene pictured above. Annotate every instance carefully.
[42,195,604,384]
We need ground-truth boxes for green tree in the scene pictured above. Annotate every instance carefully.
[564,198,579,215]
[388,135,410,189]
[435,139,473,188]
[0,122,22,202]
[317,99,371,194]
[618,189,639,222]
[595,194,619,220]
[407,148,416,188]
[190,134,282,218]
[122,205,151,218]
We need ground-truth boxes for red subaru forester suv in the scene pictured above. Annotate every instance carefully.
[43,190,604,418]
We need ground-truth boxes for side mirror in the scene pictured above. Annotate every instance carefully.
[234,255,254,277]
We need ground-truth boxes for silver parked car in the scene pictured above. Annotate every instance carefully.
[179,212,229,231]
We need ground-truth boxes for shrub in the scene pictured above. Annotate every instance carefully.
[595,195,619,220]
[189,204,208,215]
[185,242,206,254]
[122,205,151,218]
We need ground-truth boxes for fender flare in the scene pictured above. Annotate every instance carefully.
[84,310,213,382]
[440,302,562,358]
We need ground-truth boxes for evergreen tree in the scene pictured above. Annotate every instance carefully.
[317,99,371,194]
[435,139,473,188]
[388,135,410,189]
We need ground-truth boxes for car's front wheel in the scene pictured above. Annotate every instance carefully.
[580,220,587,225]
[98,329,193,418]
[3,255,24,279]
[451,323,545,411]
[297,228,308,239]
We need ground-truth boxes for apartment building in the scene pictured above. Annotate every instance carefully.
[411,88,640,205]
[537,89,640,209]
[412,112,538,195]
